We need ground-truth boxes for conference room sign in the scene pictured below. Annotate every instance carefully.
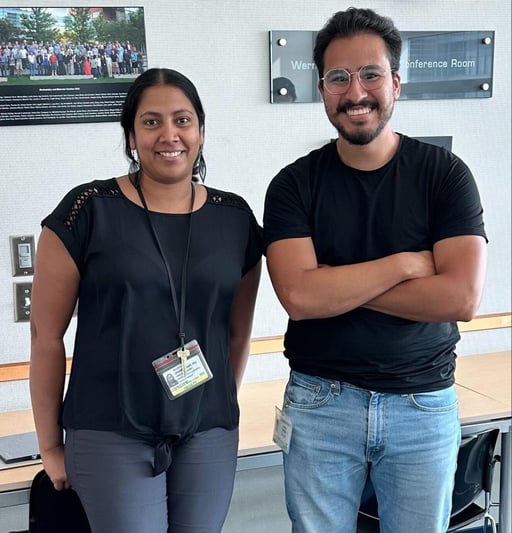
[0,6,147,127]
[269,30,495,103]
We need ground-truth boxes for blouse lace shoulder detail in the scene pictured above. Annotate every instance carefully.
[206,187,250,212]
[64,180,120,231]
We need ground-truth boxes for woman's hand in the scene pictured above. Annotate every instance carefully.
[41,444,70,490]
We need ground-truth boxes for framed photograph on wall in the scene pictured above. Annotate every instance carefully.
[0,6,147,126]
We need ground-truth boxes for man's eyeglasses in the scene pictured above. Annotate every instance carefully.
[321,65,389,95]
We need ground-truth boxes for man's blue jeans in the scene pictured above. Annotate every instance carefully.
[282,371,460,533]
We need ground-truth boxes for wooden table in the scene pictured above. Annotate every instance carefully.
[454,351,511,533]
[239,351,511,531]
[238,351,511,453]
[1,351,510,531]
[455,350,510,405]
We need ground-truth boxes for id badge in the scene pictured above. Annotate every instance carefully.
[152,339,213,400]
[273,406,292,454]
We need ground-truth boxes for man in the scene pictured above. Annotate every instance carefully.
[263,7,487,533]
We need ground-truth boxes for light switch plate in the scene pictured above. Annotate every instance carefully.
[10,235,35,276]
[14,282,32,322]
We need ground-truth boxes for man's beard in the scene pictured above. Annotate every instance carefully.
[336,123,386,145]
[333,100,394,145]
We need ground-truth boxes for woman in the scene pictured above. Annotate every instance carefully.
[30,68,262,533]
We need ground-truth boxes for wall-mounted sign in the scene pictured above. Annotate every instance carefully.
[269,30,494,103]
[400,31,494,100]
[413,136,453,151]
[0,6,147,127]
[270,31,321,104]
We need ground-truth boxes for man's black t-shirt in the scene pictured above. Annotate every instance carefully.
[263,134,487,393]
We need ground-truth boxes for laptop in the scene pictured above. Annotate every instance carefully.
[0,431,41,465]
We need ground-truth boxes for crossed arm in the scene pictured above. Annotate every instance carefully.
[265,234,487,323]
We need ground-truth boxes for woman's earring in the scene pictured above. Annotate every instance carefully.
[129,148,140,185]
[192,146,204,182]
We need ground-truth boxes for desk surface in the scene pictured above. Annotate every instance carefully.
[1,351,510,493]
[238,350,511,451]
[455,350,511,405]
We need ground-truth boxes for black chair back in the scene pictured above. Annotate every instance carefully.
[357,428,501,533]
[450,428,499,517]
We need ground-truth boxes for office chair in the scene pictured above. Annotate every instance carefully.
[357,427,501,533]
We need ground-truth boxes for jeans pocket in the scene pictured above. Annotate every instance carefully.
[407,385,458,412]
[284,371,333,409]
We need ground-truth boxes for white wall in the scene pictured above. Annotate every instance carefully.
[1,1,510,410]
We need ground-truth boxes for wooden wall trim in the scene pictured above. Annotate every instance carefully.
[457,312,511,332]
[1,312,510,383]
[250,312,512,355]
[0,359,73,384]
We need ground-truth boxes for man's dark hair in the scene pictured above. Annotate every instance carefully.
[313,7,402,78]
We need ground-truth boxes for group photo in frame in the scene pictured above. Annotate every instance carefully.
[0,6,147,126]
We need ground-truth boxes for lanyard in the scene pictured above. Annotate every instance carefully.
[135,176,195,351]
